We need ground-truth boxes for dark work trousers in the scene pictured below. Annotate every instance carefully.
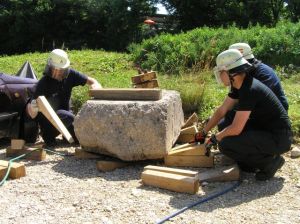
[218,129,292,170]
[37,109,78,144]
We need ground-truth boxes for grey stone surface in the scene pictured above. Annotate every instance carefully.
[74,90,184,161]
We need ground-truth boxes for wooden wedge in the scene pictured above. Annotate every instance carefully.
[89,88,162,101]
[37,96,74,143]
[198,165,240,183]
[182,112,198,129]
[141,169,199,194]
[168,144,206,156]
[0,160,26,179]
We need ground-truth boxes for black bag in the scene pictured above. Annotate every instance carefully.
[0,73,38,142]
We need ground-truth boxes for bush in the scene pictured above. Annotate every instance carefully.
[129,22,300,74]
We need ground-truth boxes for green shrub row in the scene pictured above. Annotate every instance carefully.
[129,21,300,74]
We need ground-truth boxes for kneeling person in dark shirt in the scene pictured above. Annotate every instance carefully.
[199,49,292,181]
[27,49,102,146]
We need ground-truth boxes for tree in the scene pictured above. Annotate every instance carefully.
[286,0,300,22]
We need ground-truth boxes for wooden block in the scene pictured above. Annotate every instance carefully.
[75,149,102,159]
[198,165,240,183]
[141,169,199,194]
[0,160,26,179]
[37,96,74,143]
[131,71,157,84]
[144,165,198,177]
[180,125,198,135]
[177,134,195,143]
[182,112,199,129]
[177,126,198,143]
[168,144,206,156]
[11,139,25,150]
[164,155,214,168]
[89,88,162,101]
[96,160,129,172]
[134,80,159,88]
[6,146,46,161]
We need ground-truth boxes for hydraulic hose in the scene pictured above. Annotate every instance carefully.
[156,181,241,224]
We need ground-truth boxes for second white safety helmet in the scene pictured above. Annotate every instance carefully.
[229,43,254,60]
[213,49,252,84]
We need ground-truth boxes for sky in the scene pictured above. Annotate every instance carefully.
[156,3,168,15]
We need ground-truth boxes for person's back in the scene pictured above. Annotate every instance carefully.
[229,43,289,111]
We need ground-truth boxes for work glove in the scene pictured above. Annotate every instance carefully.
[31,99,39,113]
[205,134,218,155]
[194,130,207,144]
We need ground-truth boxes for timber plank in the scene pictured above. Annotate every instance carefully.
[141,169,199,194]
[6,146,46,161]
[198,165,240,182]
[89,88,162,101]
[177,125,198,143]
[144,165,198,177]
[0,160,26,179]
[164,155,214,168]
[37,96,74,143]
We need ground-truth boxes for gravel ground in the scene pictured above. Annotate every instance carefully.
[0,139,299,224]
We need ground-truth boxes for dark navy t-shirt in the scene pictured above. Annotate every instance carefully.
[231,75,290,131]
[34,69,88,111]
[229,62,288,111]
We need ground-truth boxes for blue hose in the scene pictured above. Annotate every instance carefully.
[156,181,241,224]
[0,147,72,186]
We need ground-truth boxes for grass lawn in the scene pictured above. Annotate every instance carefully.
[0,50,299,137]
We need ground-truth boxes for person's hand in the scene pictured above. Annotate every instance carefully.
[27,99,39,119]
[205,134,218,150]
[90,82,102,90]
[194,130,207,144]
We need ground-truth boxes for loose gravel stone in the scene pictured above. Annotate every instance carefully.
[0,140,300,224]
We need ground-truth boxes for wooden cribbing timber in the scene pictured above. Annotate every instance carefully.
[96,160,129,172]
[198,165,240,182]
[0,160,26,180]
[89,88,162,101]
[6,146,46,161]
[177,125,198,143]
[131,71,159,88]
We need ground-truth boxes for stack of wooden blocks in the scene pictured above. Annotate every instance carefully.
[131,71,159,88]
[141,112,240,194]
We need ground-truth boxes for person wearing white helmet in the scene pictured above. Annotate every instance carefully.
[195,49,292,181]
[28,49,102,146]
[229,43,288,111]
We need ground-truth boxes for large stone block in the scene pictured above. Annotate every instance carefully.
[74,90,184,161]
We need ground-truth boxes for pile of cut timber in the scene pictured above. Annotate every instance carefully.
[131,71,159,88]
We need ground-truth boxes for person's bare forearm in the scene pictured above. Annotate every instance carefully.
[203,107,225,134]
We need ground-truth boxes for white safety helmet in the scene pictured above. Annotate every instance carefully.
[213,49,252,84]
[47,49,70,69]
[229,43,254,60]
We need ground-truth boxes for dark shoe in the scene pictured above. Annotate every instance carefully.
[237,162,258,173]
[255,156,285,181]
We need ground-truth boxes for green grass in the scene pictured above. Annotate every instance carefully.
[0,50,299,136]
